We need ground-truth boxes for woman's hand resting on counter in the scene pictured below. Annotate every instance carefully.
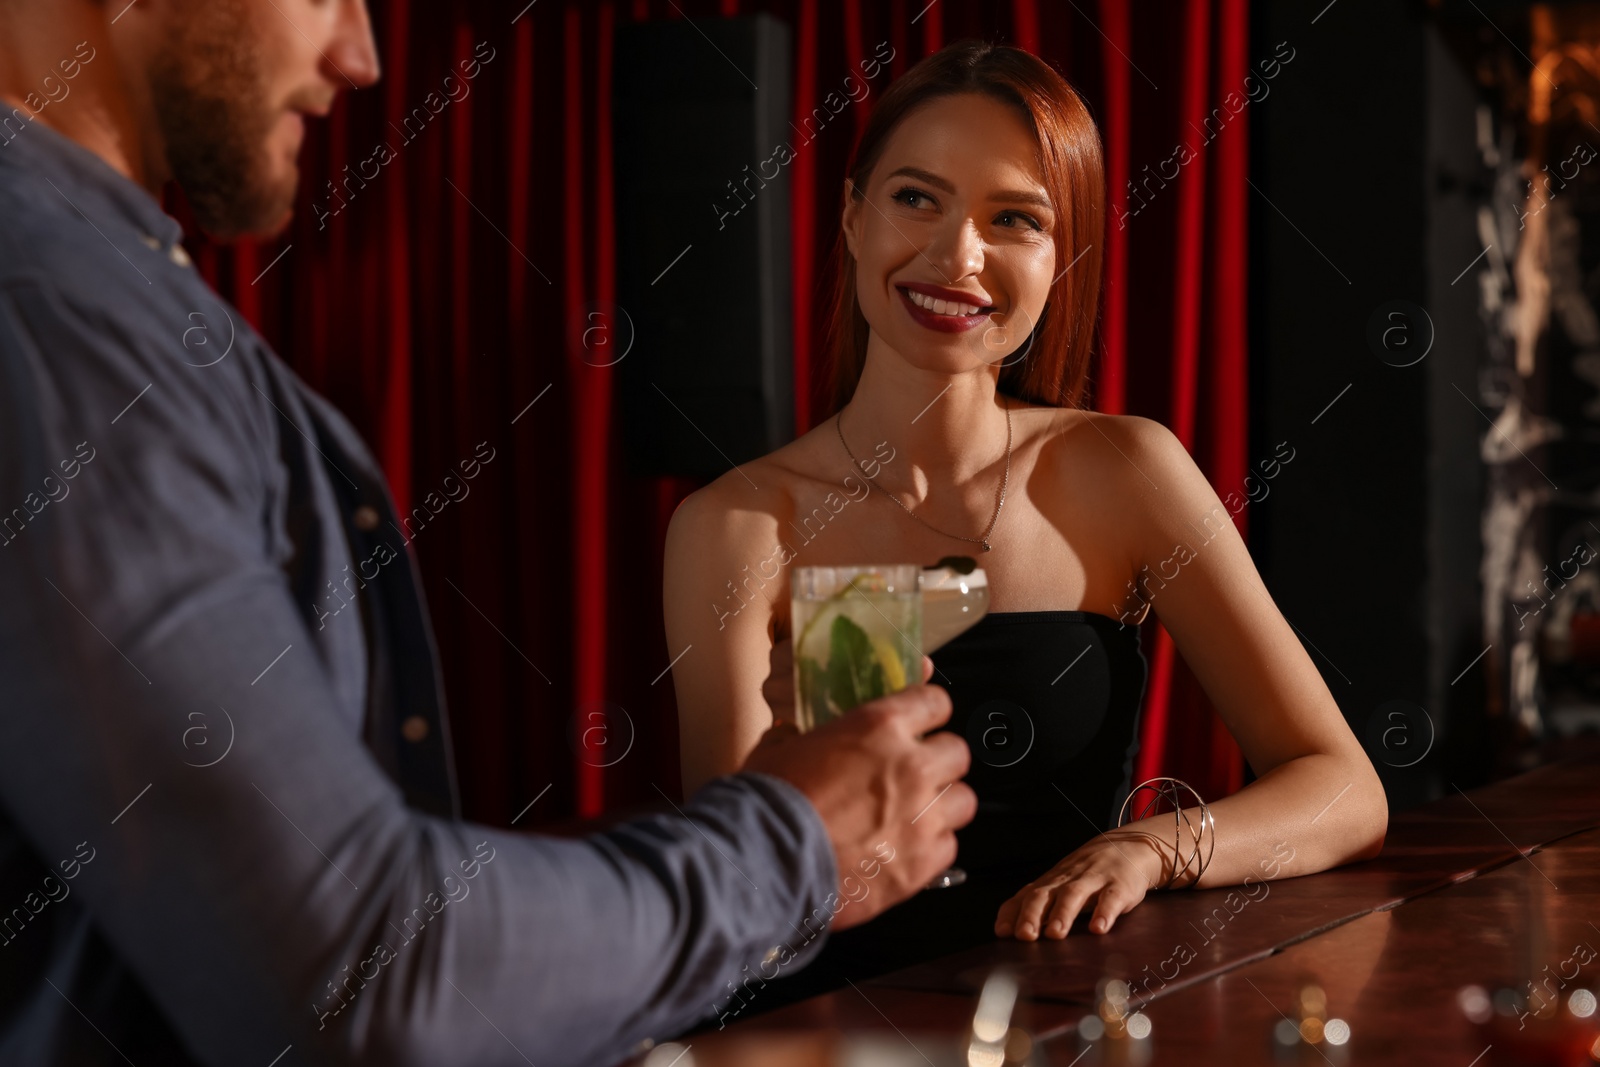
[994,830,1169,940]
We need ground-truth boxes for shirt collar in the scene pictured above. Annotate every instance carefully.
[0,116,186,252]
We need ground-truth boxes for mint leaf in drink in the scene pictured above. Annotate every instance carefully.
[826,613,884,712]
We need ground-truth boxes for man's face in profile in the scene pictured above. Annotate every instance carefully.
[148,0,376,239]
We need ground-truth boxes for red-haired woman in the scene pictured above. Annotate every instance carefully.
[664,39,1385,996]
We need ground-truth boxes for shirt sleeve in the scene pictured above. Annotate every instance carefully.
[0,278,837,1067]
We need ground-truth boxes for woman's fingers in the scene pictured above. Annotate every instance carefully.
[1009,890,1046,941]
[762,637,796,718]
[1081,883,1132,934]
[1010,881,1069,941]
[994,894,1022,937]
[1042,881,1100,939]
[995,857,1142,940]
[1044,890,1077,939]
[1087,889,1127,934]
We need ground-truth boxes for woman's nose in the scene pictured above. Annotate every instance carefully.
[925,216,985,281]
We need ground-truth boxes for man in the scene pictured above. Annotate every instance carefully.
[0,2,975,1065]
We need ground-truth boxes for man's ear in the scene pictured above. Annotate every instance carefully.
[841,179,862,261]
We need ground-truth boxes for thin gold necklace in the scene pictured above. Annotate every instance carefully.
[835,394,1012,552]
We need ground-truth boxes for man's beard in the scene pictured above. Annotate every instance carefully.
[148,8,294,239]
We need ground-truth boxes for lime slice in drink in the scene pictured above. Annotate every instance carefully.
[872,635,907,691]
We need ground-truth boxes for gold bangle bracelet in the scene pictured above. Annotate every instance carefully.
[1116,776,1216,890]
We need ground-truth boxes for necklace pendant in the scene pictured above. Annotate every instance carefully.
[981,541,991,552]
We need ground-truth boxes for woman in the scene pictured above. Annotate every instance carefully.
[662,40,1385,995]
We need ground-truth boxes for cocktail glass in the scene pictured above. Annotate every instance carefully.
[790,564,922,733]
[918,557,991,889]
[921,556,991,653]
[789,560,990,891]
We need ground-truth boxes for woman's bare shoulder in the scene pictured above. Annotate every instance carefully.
[1024,405,1192,543]
[1028,405,1179,484]
[1030,404,1222,562]
[664,422,841,549]
[1025,403,1164,443]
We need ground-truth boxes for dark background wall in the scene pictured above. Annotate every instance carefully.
[1250,0,1487,810]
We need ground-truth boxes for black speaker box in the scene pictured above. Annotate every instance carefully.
[613,13,795,481]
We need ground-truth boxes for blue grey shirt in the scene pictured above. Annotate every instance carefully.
[0,119,835,1066]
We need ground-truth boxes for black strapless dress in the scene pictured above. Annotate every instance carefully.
[750,610,1149,1009]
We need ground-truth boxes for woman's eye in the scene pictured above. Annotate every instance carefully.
[891,186,934,210]
[997,210,1044,231]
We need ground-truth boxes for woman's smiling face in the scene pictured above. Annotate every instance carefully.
[842,91,1059,373]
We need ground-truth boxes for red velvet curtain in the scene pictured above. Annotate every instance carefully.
[187,0,1248,827]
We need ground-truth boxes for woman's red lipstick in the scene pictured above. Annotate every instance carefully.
[895,282,995,335]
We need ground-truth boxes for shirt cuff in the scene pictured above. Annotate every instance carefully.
[705,771,840,975]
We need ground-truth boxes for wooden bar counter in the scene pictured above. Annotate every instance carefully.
[625,743,1600,1067]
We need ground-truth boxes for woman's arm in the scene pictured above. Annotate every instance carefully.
[1120,417,1387,883]
[663,478,791,797]
[997,415,1387,939]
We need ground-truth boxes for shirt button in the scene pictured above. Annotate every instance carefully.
[353,506,381,531]
[169,244,193,268]
[401,715,430,743]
